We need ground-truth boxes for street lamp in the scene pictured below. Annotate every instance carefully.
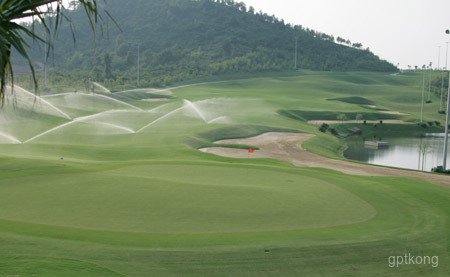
[443,30,450,170]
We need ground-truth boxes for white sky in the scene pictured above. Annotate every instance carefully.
[242,0,450,69]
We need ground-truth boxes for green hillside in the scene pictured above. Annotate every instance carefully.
[19,0,397,88]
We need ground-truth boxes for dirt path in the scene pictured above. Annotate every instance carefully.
[308,120,412,125]
[199,132,449,186]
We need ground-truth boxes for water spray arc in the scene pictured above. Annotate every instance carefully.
[136,106,185,133]
[92,82,111,93]
[23,110,137,144]
[183,99,208,123]
[92,94,144,111]
[12,86,72,120]
[0,132,21,144]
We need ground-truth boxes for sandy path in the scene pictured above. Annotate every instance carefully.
[378,110,409,115]
[199,132,450,186]
[362,105,409,115]
[141,98,169,102]
[307,120,412,125]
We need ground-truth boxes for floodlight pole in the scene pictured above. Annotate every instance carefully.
[440,45,445,113]
[443,42,450,112]
[446,42,449,70]
[44,34,48,90]
[444,71,450,169]
[428,62,432,102]
[294,37,298,69]
[438,46,441,71]
[443,30,450,170]
[421,65,426,124]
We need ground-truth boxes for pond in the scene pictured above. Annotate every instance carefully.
[344,133,450,172]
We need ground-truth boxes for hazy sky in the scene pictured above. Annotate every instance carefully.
[242,0,450,69]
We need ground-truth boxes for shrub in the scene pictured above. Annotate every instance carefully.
[363,120,367,124]
[435,121,441,126]
[328,128,338,136]
[319,123,329,133]
[427,121,434,126]
[379,120,383,124]
[432,166,450,174]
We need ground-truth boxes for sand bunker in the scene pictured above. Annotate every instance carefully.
[378,110,409,115]
[362,105,409,116]
[199,132,449,186]
[141,98,169,102]
[308,120,412,125]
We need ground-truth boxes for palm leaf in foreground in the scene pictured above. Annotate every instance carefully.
[0,0,108,103]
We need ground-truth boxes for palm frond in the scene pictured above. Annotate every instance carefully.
[0,0,111,103]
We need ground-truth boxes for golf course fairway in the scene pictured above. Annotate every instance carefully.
[0,71,449,276]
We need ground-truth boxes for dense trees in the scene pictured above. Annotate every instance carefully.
[17,0,397,89]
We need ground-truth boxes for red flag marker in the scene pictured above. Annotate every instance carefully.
[248,148,254,153]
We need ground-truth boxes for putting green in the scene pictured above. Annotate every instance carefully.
[0,164,374,233]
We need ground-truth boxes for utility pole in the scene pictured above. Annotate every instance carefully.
[137,44,140,88]
[444,71,450,169]
[439,46,445,113]
[421,65,426,125]
[44,34,48,90]
[294,37,298,69]
[443,30,450,170]
[427,62,432,102]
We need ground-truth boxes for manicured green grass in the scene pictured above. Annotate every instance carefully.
[0,71,448,276]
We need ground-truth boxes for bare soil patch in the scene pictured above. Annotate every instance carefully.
[199,132,449,186]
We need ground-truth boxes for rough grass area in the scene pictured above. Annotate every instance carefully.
[278,110,399,121]
[333,123,444,138]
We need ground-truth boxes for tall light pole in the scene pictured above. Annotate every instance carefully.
[44,34,48,91]
[137,44,140,88]
[443,30,450,170]
[427,62,432,102]
[439,46,445,113]
[294,37,298,69]
[444,72,450,169]
[442,42,450,113]
[420,64,426,125]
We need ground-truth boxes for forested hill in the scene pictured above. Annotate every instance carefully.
[24,0,397,87]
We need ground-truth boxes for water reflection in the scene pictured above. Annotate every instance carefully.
[344,134,449,172]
